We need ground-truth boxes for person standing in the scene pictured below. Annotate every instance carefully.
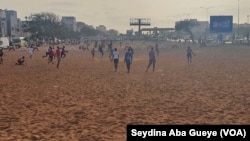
[55,46,61,68]
[124,46,134,64]
[112,48,119,71]
[91,47,95,59]
[29,45,34,59]
[124,48,132,73]
[98,44,104,57]
[0,48,4,64]
[187,46,195,64]
[146,47,156,72]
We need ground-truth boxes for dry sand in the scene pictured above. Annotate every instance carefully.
[0,41,249,140]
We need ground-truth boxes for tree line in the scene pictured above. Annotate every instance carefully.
[23,12,119,43]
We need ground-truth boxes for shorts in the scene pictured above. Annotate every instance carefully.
[149,59,156,64]
[187,53,192,58]
[114,59,119,64]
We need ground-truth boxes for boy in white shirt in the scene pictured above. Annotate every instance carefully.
[29,46,34,59]
[112,48,119,71]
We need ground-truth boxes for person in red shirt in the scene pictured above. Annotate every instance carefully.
[15,56,25,65]
[48,47,54,64]
[55,46,61,68]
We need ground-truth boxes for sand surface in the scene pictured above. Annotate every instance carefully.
[0,41,249,140]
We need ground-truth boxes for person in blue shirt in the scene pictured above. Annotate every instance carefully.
[124,48,132,73]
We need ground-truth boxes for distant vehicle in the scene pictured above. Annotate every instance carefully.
[12,37,28,48]
[0,37,10,49]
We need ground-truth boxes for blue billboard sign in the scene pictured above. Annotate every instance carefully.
[210,16,233,33]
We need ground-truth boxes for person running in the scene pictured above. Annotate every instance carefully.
[146,47,156,72]
[29,45,34,59]
[42,46,50,58]
[61,46,68,58]
[187,46,195,64]
[94,40,98,48]
[48,46,54,64]
[109,47,114,62]
[98,44,104,57]
[15,56,25,65]
[0,48,4,64]
[108,40,113,52]
[124,48,133,73]
[112,48,119,71]
[55,46,61,68]
[91,47,95,58]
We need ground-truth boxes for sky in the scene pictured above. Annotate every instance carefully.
[1,0,249,33]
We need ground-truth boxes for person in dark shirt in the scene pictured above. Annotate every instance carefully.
[187,46,195,64]
[91,47,95,59]
[61,46,68,58]
[124,48,133,73]
[0,48,4,64]
[15,56,25,65]
[146,47,156,72]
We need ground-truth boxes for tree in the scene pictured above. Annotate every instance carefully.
[79,26,97,37]
[107,29,119,36]
[24,12,63,42]
[175,19,198,43]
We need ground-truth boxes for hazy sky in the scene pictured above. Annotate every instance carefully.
[1,0,249,33]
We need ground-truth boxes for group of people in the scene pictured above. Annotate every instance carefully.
[108,42,195,73]
[1,41,196,71]
[42,46,68,68]
[107,43,153,73]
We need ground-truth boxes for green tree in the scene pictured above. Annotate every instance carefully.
[175,19,198,43]
[24,12,62,42]
[107,29,119,36]
[79,26,97,37]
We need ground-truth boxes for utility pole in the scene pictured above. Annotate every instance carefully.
[247,14,249,24]
[238,0,240,37]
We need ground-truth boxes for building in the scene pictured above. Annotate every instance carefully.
[6,10,20,38]
[76,22,86,32]
[96,25,106,33]
[0,9,7,37]
[61,16,77,32]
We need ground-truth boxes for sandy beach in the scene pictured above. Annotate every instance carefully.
[0,41,249,140]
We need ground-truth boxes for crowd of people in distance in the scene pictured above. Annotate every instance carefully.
[0,40,196,72]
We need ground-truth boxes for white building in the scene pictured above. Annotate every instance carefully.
[0,9,7,37]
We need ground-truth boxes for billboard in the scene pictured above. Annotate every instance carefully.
[210,16,233,33]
